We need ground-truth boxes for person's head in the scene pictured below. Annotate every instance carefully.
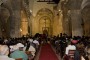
[71,39,78,45]
[17,43,24,51]
[0,45,9,55]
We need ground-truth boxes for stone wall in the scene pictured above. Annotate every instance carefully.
[58,0,83,36]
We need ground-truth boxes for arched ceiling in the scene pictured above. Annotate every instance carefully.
[39,16,51,22]
[36,8,53,18]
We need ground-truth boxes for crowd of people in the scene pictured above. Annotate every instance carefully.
[51,33,90,60]
[0,33,90,60]
[0,36,40,60]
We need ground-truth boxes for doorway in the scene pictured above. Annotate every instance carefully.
[39,16,51,36]
[42,27,49,36]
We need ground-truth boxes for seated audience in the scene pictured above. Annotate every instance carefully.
[63,40,76,60]
[27,38,36,57]
[0,45,15,60]
[33,39,39,51]
[28,44,36,57]
[10,43,28,60]
[85,45,90,60]
[65,42,76,55]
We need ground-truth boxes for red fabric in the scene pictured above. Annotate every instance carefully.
[39,44,59,60]
[63,55,74,60]
[71,40,78,44]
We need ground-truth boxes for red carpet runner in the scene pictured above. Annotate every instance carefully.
[39,43,59,60]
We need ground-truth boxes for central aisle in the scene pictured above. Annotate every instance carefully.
[39,43,59,60]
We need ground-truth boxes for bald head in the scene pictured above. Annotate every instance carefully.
[0,45,9,55]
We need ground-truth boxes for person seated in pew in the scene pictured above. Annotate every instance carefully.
[65,41,76,55]
[85,44,90,60]
[10,43,28,60]
[0,45,15,60]
[28,44,36,57]
[10,44,19,53]
[74,42,82,60]
[33,39,39,52]
[26,38,36,58]
[75,41,86,60]
[63,40,76,60]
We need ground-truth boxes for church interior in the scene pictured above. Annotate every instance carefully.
[0,0,90,60]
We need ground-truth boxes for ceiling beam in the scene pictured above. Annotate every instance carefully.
[37,1,52,2]
[37,0,56,4]
[47,2,56,4]
[37,0,54,2]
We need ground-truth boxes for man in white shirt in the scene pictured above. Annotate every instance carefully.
[28,38,33,43]
[33,40,39,45]
[28,45,36,57]
[65,40,76,55]
[65,45,76,55]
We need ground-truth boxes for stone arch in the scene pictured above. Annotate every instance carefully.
[32,8,53,36]
[36,8,53,20]
[81,0,90,10]
[81,0,90,36]
[0,1,13,37]
[36,8,53,16]
[1,2,13,16]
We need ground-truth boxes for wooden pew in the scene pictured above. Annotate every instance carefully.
[15,58,22,60]
[25,51,34,60]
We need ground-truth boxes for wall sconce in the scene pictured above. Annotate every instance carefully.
[20,28,22,32]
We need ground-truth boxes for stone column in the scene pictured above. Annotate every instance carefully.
[62,9,70,35]
[29,15,33,36]
[62,16,70,35]
[70,10,83,36]
[0,6,2,37]
[81,0,90,36]
[10,0,21,38]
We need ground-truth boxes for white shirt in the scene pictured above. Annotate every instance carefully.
[28,38,33,42]
[29,45,36,56]
[33,40,39,45]
[65,45,76,55]
[0,55,15,60]
[29,45,36,52]
[10,45,19,52]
